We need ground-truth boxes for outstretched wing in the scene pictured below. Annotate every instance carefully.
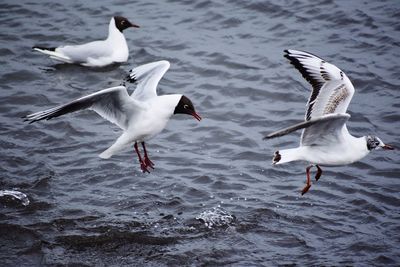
[23,86,141,130]
[300,113,350,146]
[128,60,170,101]
[284,50,355,121]
[264,113,350,146]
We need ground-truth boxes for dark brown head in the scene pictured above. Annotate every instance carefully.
[113,16,139,32]
[174,95,201,121]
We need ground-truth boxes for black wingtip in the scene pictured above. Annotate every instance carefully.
[283,49,323,88]
[284,49,323,61]
[32,46,56,51]
[284,50,298,63]
[22,114,41,124]
[284,50,299,67]
[263,131,281,140]
[23,118,35,124]
[22,118,34,124]
[284,49,294,59]
[125,74,136,83]
[263,135,271,140]
[21,115,30,122]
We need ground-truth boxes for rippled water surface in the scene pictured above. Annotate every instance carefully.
[1,0,399,266]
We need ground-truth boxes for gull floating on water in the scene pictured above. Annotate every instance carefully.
[264,49,394,195]
[32,16,139,67]
[23,60,201,172]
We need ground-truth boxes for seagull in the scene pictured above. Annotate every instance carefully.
[264,50,394,195]
[32,16,139,67]
[23,60,202,172]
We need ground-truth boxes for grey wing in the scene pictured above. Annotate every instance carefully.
[300,113,350,146]
[284,50,355,120]
[23,86,141,130]
[57,40,110,63]
[264,113,350,146]
[264,119,324,139]
[128,60,170,101]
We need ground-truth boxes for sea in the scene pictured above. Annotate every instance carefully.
[0,0,399,266]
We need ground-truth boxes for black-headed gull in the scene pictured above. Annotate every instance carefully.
[32,16,139,67]
[23,60,201,172]
[264,50,394,195]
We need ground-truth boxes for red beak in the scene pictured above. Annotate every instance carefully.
[191,111,202,121]
[382,144,394,150]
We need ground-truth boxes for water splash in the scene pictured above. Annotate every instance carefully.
[196,207,235,228]
[0,190,30,206]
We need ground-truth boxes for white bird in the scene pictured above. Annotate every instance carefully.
[264,50,394,195]
[32,16,139,67]
[23,60,202,172]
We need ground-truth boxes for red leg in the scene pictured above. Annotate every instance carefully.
[141,142,154,169]
[301,165,313,195]
[315,165,322,181]
[134,142,149,173]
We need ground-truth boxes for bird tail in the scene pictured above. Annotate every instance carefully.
[32,46,72,63]
[99,133,131,159]
[272,147,303,165]
[99,148,114,159]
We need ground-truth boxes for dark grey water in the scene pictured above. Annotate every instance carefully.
[1,0,399,266]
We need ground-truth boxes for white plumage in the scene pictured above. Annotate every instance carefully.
[33,16,139,67]
[265,50,393,195]
[24,61,201,172]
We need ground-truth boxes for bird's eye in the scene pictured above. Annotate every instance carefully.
[375,142,380,146]
[121,20,126,25]
[184,104,189,109]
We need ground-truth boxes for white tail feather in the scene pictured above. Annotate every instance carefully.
[99,133,131,159]
[99,143,126,159]
[99,149,113,159]
[33,48,72,63]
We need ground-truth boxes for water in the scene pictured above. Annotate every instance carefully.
[196,207,236,228]
[1,0,399,266]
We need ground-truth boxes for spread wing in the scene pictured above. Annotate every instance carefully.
[23,86,141,130]
[284,50,355,121]
[128,60,170,101]
[300,113,350,146]
[264,113,350,146]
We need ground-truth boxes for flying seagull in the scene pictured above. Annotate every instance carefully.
[23,60,201,172]
[32,16,139,67]
[264,50,394,195]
